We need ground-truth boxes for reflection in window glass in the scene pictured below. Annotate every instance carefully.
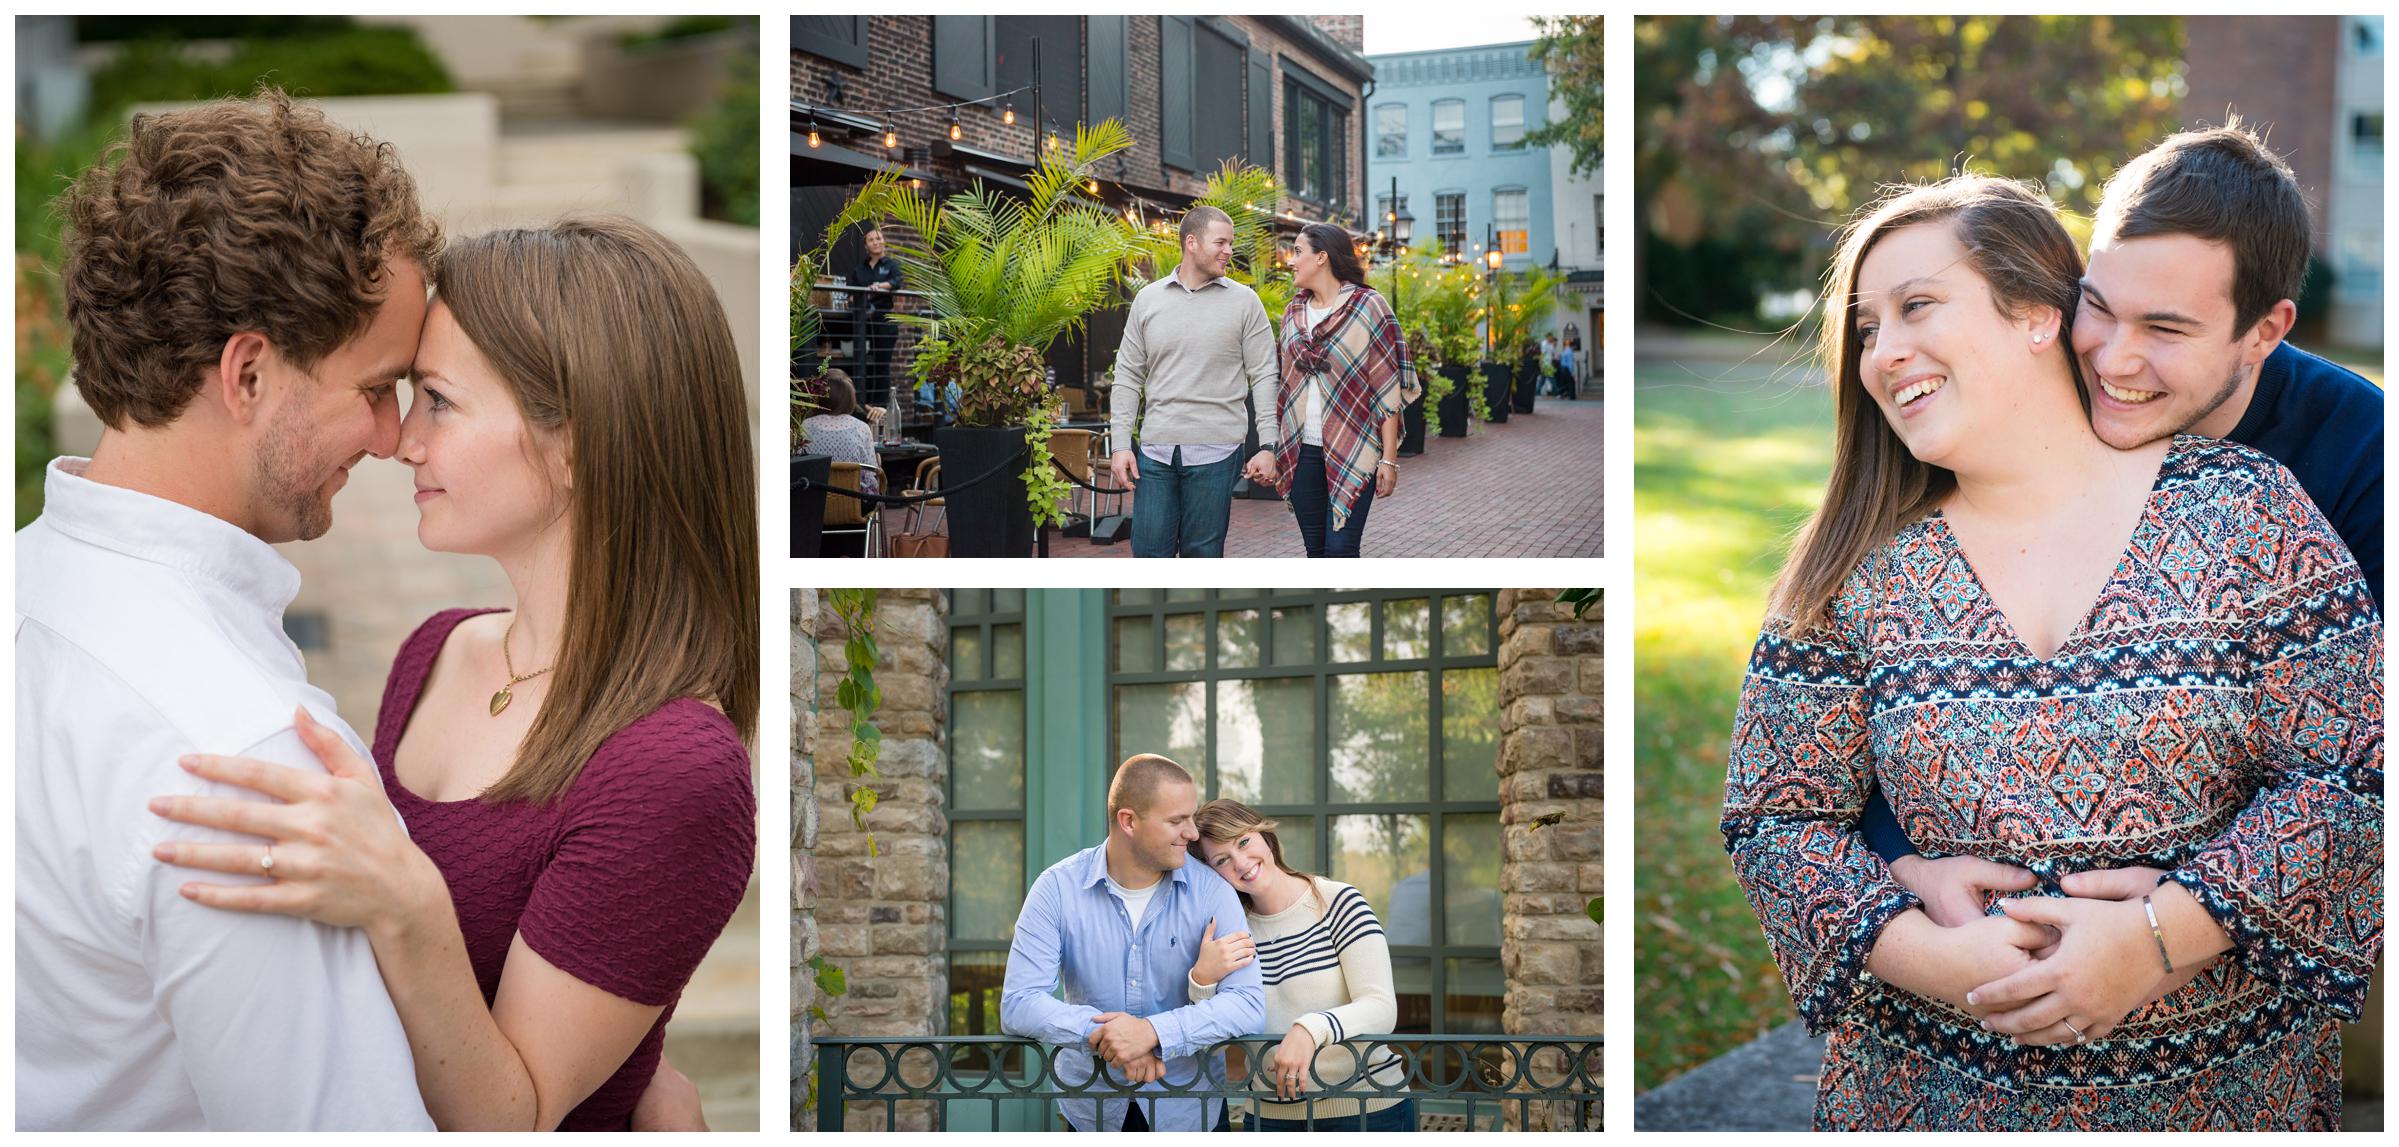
[1165,612,1206,671]
[992,624,1024,678]
[1114,682,1207,787]
[1328,601,1373,662]
[1384,598,1430,660]
[1115,616,1156,672]
[1330,813,1430,931]
[1217,677,1316,805]
[993,589,1024,612]
[954,588,989,615]
[947,950,1014,1054]
[1431,99,1464,155]
[1272,606,1318,665]
[1330,671,1429,802]
[952,628,985,683]
[1443,812,1502,945]
[1442,667,1501,801]
[1217,610,1260,670]
[1444,957,1506,1033]
[1442,594,1493,657]
[1116,588,1158,604]
[1167,588,1209,603]
[951,821,1024,941]
[1272,816,1316,874]
[952,691,1026,810]
[1490,94,1525,150]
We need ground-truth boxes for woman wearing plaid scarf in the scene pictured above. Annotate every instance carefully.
[1275,223,1422,557]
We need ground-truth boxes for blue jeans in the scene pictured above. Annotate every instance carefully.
[1253,1097,1417,1132]
[1287,444,1376,558]
[1130,446,1241,558]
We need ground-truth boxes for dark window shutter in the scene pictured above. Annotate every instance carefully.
[1160,16,1194,172]
[792,16,869,70]
[1086,15,1128,130]
[932,15,994,103]
[1247,49,1273,170]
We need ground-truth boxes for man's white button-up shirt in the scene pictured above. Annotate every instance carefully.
[16,458,432,1130]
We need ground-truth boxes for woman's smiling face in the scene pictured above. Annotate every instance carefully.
[397,300,571,556]
[1196,831,1281,897]
[1852,221,2046,470]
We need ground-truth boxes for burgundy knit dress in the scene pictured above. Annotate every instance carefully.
[374,608,756,1130]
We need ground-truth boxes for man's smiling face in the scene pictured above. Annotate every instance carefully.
[2071,232,2274,447]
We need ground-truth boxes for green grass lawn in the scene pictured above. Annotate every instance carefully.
[1632,343,1833,1093]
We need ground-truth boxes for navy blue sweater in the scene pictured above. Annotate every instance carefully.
[1860,341,2385,863]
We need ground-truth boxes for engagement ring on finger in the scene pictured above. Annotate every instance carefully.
[2064,1020,2086,1044]
[259,844,276,874]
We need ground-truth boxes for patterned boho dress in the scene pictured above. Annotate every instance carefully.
[1722,436,2383,1131]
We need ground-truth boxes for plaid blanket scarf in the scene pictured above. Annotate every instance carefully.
[1275,284,1421,532]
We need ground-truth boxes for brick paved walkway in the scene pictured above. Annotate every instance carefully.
[1045,395,1602,558]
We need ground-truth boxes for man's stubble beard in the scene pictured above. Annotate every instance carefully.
[2111,357,2249,449]
[252,397,335,542]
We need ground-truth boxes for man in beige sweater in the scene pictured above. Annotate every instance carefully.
[1108,206,1280,557]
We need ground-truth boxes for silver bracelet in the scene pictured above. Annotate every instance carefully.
[1376,460,1397,470]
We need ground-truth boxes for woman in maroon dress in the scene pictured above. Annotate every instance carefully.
[145,217,758,1130]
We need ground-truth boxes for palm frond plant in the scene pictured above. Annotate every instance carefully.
[790,253,824,448]
[1390,248,1491,432]
[808,119,1148,541]
[1490,265,1569,414]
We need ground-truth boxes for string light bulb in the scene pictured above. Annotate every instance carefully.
[1002,100,1016,125]
[950,113,963,141]
[884,129,899,149]
[807,121,821,149]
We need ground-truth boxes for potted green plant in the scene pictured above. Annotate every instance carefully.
[813,120,1146,556]
[1491,266,1567,414]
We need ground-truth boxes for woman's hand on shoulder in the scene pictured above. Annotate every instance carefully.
[1190,916,1256,987]
[149,706,447,941]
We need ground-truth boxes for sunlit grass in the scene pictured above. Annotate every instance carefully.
[1633,349,1834,1093]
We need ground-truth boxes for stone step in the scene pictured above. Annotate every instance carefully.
[497,121,689,191]
[668,875,759,1131]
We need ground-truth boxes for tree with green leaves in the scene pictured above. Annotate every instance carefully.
[1524,16,1603,177]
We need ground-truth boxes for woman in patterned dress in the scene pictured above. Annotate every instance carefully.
[1721,176,2381,1130]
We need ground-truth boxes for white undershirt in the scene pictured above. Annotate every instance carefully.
[1106,872,1164,932]
[1300,288,1349,447]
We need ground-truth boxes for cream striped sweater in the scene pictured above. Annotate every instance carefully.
[1190,877,1407,1119]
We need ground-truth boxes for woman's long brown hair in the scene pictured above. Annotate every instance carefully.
[440,216,759,803]
[1773,176,2086,634]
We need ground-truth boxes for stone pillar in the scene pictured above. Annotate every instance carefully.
[809,589,949,1131]
[1496,589,1603,1131]
[792,590,821,1131]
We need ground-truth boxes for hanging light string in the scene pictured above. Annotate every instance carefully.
[796,83,1037,124]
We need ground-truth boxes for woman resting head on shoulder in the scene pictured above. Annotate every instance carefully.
[150,215,759,1131]
[1185,799,1416,1132]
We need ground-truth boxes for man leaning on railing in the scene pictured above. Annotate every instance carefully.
[999,756,1265,1131]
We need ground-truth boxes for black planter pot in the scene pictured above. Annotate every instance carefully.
[1399,391,1427,456]
[1436,364,1470,437]
[1481,362,1512,423]
[934,425,1034,557]
[1512,364,1539,414]
[790,453,830,557]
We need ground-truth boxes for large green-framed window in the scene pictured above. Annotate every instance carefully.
[1107,588,1504,1032]
[946,589,1028,1042]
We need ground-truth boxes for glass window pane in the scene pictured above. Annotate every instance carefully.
[1393,955,1433,1031]
[1442,667,1500,801]
[992,624,1024,679]
[1443,812,1502,946]
[1328,601,1373,662]
[1330,671,1429,802]
[1114,683,1207,787]
[1444,957,1506,1033]
[1442,594,1493,657]
[1383,598,1430,660]
[951,821,1024,941]
[1115,616,1156,673]
[953,588,989,615]
[947,951,1015,1054]
[1216,609,1260,670]
[1216,678,1316,805]
[952,627,985,683]
[952,691,1025,810]
[1116,589,1159,604]
[1271,606,1317,665]
[993,589,1024,613]
[1331,813,1430,938]
[1165,613,1206,672]
[1167,588,1209,603]
[1270,816,1316,875]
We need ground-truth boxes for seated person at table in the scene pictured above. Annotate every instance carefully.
[799,369,882,494]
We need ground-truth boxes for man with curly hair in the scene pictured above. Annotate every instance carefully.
[16,90,441,1129]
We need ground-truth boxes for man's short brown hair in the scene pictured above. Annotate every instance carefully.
[58,88,443,429]
[1108,754,1195,819]
[1178,205,1232,248]
[2094,118,2313,335]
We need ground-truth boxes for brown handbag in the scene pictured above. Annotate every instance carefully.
[887,501,948,558]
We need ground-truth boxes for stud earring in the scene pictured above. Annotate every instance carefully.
[2032,332,2047,344]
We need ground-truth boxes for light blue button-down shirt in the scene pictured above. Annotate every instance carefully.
[1001,842,1266,1131]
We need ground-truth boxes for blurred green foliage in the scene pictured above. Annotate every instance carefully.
[620,15,739,51]
[1524,16,1602,177]
[15,19,454,527]
[690,21,761,228]
[1634,16,2187,327]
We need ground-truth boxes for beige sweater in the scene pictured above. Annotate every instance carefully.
[1108,272,1280,448]
[1190,877,1406,1120]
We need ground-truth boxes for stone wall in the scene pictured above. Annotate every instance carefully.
[1495,588,1603,1131]
[806,589,950,1131]
[792,590,821,1130]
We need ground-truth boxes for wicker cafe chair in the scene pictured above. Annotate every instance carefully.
[823,461,886,557]
[1046,427,1097,530]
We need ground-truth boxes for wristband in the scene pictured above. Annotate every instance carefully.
[1376,460,1397,470]
[2141,894,2174,974]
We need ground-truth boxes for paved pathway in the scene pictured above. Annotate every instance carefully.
[1046,395,1602,558]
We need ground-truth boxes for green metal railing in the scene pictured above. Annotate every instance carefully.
[814,1034,1600,1132]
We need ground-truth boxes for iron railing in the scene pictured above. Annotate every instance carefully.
[813,1034,1600,1132]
